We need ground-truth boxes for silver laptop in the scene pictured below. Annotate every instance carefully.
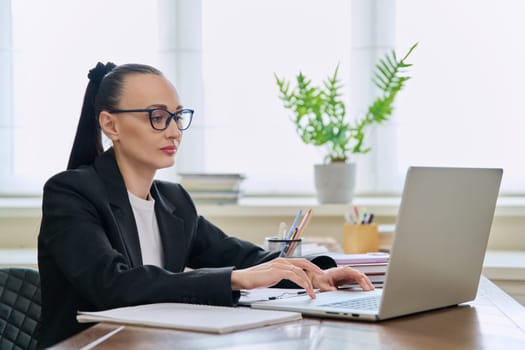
[252,166,503,321]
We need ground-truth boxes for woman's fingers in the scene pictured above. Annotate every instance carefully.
[231,258,320,298]
[288,265,316,298]
[361,274,375,291]
[313,266,375,292]
[268,260,316,298]
[343,266,375,291]
[283,258,324,275]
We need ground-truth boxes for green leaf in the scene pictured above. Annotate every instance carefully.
[274,42,417,160]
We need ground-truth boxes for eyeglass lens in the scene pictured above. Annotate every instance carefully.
[150,109,192,131]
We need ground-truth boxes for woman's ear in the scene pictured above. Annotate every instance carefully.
[99,111,119,142]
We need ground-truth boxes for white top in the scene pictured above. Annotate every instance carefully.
[128,192,164,267]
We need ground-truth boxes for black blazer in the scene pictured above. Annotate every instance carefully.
[37,150,285,348]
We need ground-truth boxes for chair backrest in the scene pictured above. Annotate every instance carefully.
[0,267,41,350]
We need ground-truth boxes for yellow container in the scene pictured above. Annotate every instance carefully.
[342,223,379,253]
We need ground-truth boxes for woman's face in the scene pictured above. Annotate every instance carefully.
[108,73,183,173]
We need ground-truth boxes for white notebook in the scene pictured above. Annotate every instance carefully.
[77,302,301,334]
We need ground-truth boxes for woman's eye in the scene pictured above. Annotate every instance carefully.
[151,111,167,123]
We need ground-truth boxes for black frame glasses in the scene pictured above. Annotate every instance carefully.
[108,108,194,131]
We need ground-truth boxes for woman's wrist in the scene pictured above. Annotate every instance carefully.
[231,270,242,290]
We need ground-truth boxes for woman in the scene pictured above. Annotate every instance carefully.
[37,62,373,348]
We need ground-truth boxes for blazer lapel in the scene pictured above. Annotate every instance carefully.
[94,150,143,267]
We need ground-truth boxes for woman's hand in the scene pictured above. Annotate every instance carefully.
[309,266,375,292]
[231,259,375,299]
[231,258,324,299]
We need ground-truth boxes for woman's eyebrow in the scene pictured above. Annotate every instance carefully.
[147,104,168,109]
[147,104,184,111]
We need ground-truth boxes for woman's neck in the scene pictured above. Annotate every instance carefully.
[114,153,155,200]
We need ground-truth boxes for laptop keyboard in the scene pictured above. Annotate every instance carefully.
[320,295,381,310]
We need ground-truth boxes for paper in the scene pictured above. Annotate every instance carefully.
[77,302,301,334]
[325,252,390,265]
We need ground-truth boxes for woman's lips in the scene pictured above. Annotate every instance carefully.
[160,145,177,155]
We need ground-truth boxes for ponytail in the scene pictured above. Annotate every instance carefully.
[67,62,116,170]
[67,62,163,170]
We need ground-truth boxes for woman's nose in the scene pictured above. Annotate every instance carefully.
[165,117,182,139]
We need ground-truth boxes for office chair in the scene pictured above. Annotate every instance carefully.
[0,267,41,350]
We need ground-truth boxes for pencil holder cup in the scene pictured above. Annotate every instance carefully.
[265,237,303,257]
[342,223,379,254]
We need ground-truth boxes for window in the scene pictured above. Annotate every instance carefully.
[200,0,525,196]
[393,0,525,194]
[200,0,351,195]
[1,0,160,194]
[3,0,525,197]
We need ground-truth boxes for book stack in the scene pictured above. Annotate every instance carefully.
[325,252,389,286]
[178,173,245,204]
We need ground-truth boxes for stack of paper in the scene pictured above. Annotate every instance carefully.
[77,303,301,334]
[178,173,245,204]
[325,252,390,285]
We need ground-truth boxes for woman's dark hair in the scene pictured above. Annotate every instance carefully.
[67,62,163,170]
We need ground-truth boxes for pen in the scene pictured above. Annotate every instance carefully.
[353,206,360,224]
[268,290,308,300]
[294,208,313,239]
[285,209,303,240]
[279,209,303,256]
[286,208,313,256]
[361,212,368,224]
[360,207,368,224]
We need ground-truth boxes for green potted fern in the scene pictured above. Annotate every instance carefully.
[275,43,417,203]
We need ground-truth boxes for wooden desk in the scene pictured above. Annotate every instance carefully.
[50,277,525,350]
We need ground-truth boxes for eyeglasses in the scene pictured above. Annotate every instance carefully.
[108,108,194,131]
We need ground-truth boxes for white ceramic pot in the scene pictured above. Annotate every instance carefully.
[314,162,356,204]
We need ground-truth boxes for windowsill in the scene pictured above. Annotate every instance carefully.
[483,251,525,281]
[2,195,525,218]
[177,195,525,218]
[0,197,42,218]
[198,196,401,217]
